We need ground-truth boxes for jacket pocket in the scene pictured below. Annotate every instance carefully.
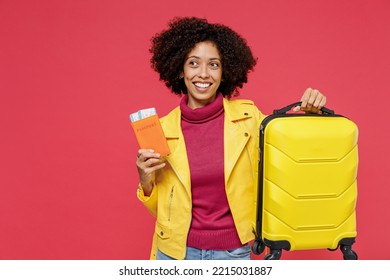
[155,222,172,240]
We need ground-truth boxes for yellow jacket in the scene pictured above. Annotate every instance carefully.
[137,98,265,259]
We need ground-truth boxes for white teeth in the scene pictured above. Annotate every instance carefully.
[194,83,210,88]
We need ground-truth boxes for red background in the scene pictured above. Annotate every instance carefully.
[1,0,389,260]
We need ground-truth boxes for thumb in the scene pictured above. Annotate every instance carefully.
[292,105,300,112]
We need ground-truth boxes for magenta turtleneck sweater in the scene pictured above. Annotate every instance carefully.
[180,94,243,250]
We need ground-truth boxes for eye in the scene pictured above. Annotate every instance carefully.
[210,62,220,69]
[188,60,198,67]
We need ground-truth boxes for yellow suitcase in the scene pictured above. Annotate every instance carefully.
[252,102,359,259]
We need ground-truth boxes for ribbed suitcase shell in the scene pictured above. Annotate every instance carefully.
[257,113,358,254]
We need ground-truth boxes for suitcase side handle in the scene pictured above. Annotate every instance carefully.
[273,101,335,115]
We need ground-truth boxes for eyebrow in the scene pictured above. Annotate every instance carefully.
[186,55,221,61]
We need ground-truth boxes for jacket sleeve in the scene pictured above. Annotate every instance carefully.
[137,182,158,217]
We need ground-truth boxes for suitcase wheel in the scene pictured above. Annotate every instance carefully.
[264,249,282,260]
[251,240,265,255]
[341,245,358,260]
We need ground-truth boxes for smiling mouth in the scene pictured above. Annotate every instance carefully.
[194,82,211,89]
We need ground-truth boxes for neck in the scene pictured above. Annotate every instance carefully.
[187,96,217,109]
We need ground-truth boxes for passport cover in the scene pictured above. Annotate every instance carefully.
[130,114,170,156]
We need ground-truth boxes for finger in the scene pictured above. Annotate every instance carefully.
[137,149,160,161]
[307,89,319,107]
[137,149,155,157]
[313,95,322,108]
[310,92,326,114]
[146,157,165,167]
[319,95,327,108]
[137,157,164,170]
[292,105,300,112]
[145,162,166,173]
[300,88,313,108]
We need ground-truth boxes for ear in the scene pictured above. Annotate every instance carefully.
[179,72,184,79]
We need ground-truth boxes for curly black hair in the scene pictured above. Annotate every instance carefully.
[149,17,257,98]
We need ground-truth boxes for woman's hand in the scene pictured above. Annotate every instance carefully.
[136,149,166,196]
[293,88,327,114]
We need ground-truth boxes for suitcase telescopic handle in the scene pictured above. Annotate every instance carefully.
[273,101,335,115]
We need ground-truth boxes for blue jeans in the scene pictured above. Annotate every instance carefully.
[156,244,251,260]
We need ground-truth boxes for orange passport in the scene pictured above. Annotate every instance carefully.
[130,114,170,156]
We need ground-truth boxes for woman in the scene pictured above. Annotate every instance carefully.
[136,17,326,260]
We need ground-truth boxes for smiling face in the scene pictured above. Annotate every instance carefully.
[182,41,222,109]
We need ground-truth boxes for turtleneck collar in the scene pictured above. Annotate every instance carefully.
[180,94,224,124]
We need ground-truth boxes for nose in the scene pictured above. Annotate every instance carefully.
[198,64,210,78]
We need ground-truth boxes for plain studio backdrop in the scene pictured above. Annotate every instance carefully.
[1,0,389,260]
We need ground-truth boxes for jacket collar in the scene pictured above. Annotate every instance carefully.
[160,106,181,138]
[223,98,253,122]
[160,97,252,136]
